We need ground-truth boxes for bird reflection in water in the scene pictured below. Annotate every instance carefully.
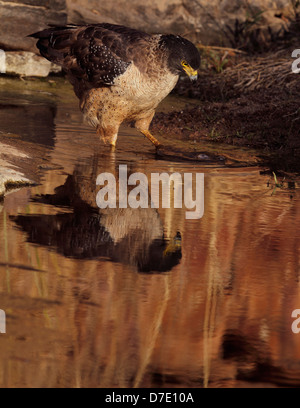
[11,153,182,273]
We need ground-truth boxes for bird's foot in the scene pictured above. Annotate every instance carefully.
[155,143,164,155]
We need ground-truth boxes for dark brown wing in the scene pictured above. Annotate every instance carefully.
[30,23,151,96]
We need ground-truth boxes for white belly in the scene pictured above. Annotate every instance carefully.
[113,63,179,111]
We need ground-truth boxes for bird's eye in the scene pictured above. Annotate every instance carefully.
[181,60,188,67]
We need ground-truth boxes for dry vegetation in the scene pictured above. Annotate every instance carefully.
[152,2,300,174]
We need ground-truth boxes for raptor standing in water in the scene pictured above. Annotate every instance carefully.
[30,23,200,149]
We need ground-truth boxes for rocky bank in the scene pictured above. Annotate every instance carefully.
[0,0,295,53]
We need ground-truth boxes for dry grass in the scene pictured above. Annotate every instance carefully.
[218,50,299,94]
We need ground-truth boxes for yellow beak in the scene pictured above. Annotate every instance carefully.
[182,65,198,82]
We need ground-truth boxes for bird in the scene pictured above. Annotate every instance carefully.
[30,23,200,149]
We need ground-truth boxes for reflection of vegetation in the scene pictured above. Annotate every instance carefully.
[271,172,284,196]
[272,172,283,188]
[267,172,298,197]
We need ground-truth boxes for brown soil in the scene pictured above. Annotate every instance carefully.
[151,51,300,174]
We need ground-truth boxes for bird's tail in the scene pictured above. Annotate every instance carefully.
[29,25,80,66]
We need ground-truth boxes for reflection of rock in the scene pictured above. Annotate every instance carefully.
[222,330,261,362]
[0,104,56,146]
[0,0,67,53]
[0,91,57,196]
[0,167,34,198]
[12,154,182,273]
[222,330,300,387]
[0,144,35,197]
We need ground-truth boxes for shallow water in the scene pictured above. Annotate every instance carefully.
[0,80,300,388]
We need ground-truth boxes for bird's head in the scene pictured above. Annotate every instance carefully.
[160,34,200,82]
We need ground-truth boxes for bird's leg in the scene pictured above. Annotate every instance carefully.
[140,130,162,149]
[135,112,163,150]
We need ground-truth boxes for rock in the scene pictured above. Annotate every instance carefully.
[50,62,62,74]
[0,0,67,53]
[0,0,295,58]
[0,51,61,77]
[66,0,203,39]
[66,0,294,45]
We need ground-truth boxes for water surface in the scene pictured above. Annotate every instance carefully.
[0,80,300,388]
